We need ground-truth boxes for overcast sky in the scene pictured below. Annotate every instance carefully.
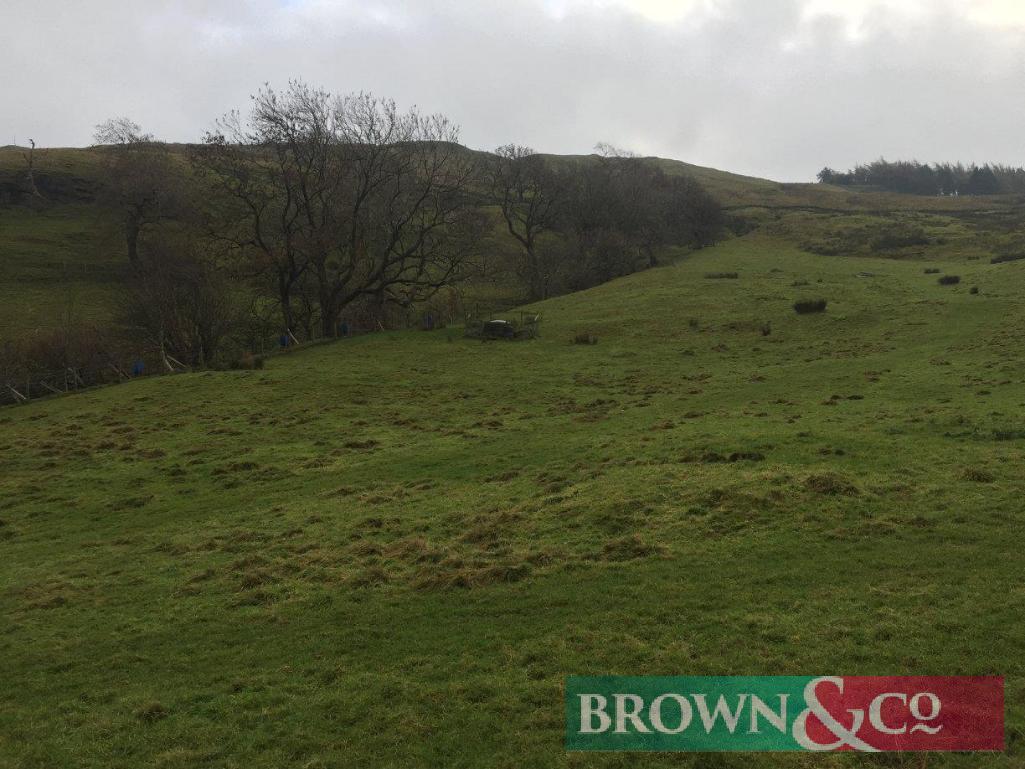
[3,0,1025,181]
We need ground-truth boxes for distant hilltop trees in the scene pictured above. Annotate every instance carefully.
[817,159,1025,196]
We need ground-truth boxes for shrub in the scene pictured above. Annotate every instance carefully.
[924,268,941,274]
[938,275,961,285]
[793,299,828,314]
[704,272,738,279]
[572,333,598,345]
[990,254,1025,264]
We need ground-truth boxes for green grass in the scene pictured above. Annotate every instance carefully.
[0,203,124,334]
[2,235,1024,767]
[3,145,1023,339]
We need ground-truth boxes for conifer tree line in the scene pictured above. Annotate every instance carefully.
[817,159,1025,196]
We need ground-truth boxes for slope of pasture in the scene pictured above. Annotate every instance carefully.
[0,147,121,336]
[4,144,1024,341]
[0,203,123,335]
[1,235,1024,767]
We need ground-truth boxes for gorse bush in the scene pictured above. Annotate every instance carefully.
[793,299,828,314]
[938,275,961,285]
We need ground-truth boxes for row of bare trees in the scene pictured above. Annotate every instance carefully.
[486,143,723,301]
[72,80,724,373]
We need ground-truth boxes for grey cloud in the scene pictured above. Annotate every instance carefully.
[2,0,1023,180]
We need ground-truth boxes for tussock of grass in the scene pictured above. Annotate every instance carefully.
[135,702,168,723]
[793,298,827,314]
[990,253,1025,264]
[803,472,859,496]
[963,467,995,483]
[598,534,667,561]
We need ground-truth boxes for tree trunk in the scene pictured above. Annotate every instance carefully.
[525,246,545,301]
[277,272,295,334]
[320,292,340,338]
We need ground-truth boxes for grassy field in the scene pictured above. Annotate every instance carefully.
[0,203,124,334]
[2,232,1024,766]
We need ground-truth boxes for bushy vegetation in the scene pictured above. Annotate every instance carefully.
[870,226,929,250]
[800,219,937,257]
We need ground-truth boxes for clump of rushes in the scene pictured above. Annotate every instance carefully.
[793,299,827,314]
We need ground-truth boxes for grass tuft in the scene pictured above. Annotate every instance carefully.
[793,299,827,314]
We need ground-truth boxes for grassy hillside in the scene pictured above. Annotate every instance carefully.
[0,147,123,336]
[0,203,124,334]
[5,145,1025,343]
[2,234,1023,767]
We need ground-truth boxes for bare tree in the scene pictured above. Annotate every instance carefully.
[94,117,153,146]
[194,98,318,336]
[124,237,237,367]
[22,139,44,200]
[197,82,483,338]
[486,144,564,300]
[593,142,638,159]
[93,118,181,263]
